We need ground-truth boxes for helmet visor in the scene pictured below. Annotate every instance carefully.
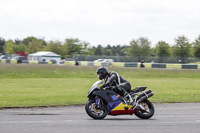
[97,73,102,80]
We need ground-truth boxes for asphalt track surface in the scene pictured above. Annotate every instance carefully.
[0,103,200,133]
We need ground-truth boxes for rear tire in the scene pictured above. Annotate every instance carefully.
[85,100,108,119]
[135,100,154,119]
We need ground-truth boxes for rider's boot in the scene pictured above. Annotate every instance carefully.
[117,86,134,105]
[124,92,134,105]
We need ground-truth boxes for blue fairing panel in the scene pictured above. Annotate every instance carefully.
[108,101,121,112]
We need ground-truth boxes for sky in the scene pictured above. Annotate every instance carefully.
[1,0,200,47]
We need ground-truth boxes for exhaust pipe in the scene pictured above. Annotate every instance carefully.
[138,93,154,102]
[136,89,152,100]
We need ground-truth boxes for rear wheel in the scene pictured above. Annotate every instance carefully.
[135,100,154,119]
[85,100,108,119]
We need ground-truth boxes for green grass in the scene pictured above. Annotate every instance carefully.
[1,64,200,79]
[0,64,200,108]
[0,78,92,107]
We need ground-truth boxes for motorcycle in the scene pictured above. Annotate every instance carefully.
[85,81,155,119]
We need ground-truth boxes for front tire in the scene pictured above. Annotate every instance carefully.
[135,100,154,119]
[85,100,108,119]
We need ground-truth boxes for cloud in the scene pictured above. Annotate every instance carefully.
[1,0,200,46]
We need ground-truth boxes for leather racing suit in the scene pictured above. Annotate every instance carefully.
[101,71,131,97]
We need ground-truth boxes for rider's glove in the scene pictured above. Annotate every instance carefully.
[100,83,108,89]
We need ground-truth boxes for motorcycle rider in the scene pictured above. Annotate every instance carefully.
[96,66,134,105]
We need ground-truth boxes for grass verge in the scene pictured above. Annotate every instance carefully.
[0,64,200,108]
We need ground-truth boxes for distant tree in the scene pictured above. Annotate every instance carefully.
[64,38,83,56]
[128,37,151,56]
[14,44,27,52]
[95,45,104,55]
[193,35,200,58]
[105,44,112,49]
[104,49,112,56]
[104,45,112,56]
[128,39,139,56]
[155,41,170,56]
[22,36,46,46]
[172,35,191,57]
[87,46,95,55]
[14,38,22,45]
[81,42,93,55]
[111,45,124,56]
[92,44,128,56]
[44,40,65,57]
[5,40,16,54]
[0,37,5,53]
[151,47,156,56]
[154,41,170,63]
[27,38,44,53]
[4,39,27,54]
[121,45,129,56]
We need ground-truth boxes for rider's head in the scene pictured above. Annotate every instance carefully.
[96,66,108,80]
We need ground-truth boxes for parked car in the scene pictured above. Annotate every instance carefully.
[94,59,114,63]
[60,60,65,64]
[11,56,25,63]
[11,56,25,60]
[0,55,8,59]
[50,59,57,64]
[94,59,114,66]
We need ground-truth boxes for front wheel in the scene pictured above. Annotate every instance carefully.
[85,100,108,119]
[135,100,154,119]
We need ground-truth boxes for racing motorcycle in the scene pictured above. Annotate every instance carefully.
[85,81,155,119]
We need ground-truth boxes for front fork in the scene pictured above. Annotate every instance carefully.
[95,97,101,109]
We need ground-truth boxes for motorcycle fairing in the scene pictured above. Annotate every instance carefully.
[92,89,123,103]
[109,102,135,115]
[92,89,135,115]
[108,101,121,112]
[111,94,120,101]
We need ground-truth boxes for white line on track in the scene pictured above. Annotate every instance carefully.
[0,120,75,124]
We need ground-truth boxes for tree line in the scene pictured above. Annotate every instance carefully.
[0,35,200,59]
